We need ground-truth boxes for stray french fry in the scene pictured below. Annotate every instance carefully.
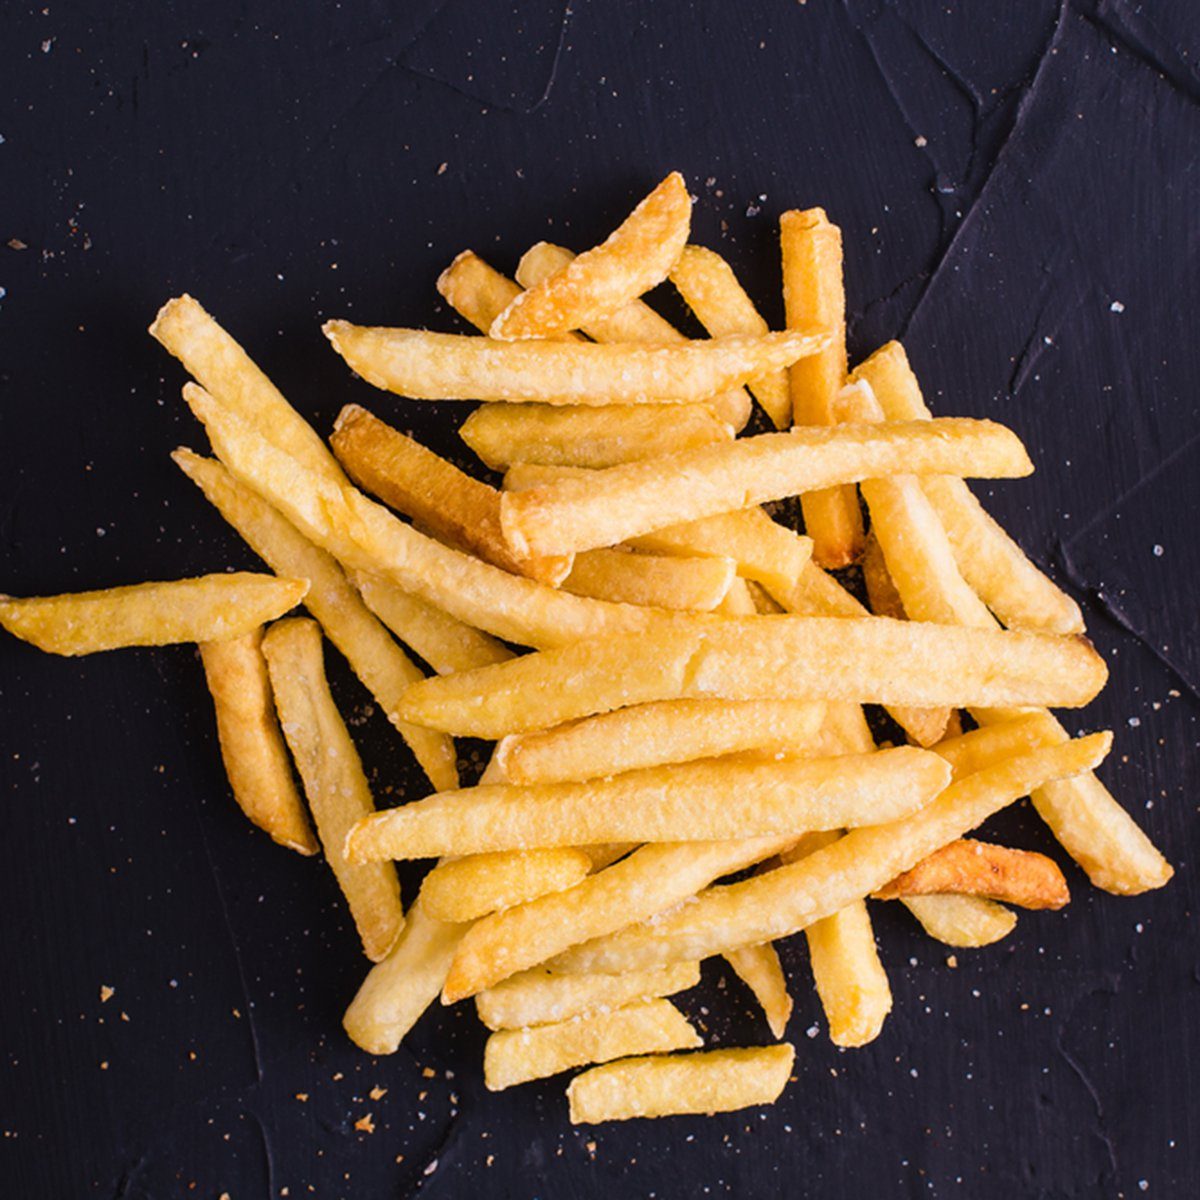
[900,895,1017,948]
[436,250,582,339]
[562,548,735,612]
[262,618,403,962]
[421,848,592,924]
[724,944,792,1039]
[567,1044,795,1124]
[0,573,307,657]
[499,418,1032,558]
[476,962,701,1032]
[484,999,701,1091]
[199,629,317,855]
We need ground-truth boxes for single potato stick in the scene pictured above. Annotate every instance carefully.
[900,895,1018,948]
[550,733,1111,975]
[476,962,701,1032]
[496,698,826,785]
[329,404,572,586]
[669,244,791,429]
[0,573,307,656]
[347,747,949,861]
[421,848,593,924]
[562,548,736,612]
[723,944,793,1040]
[492,172,692,341]
[874,839,1070,910]
[323,323,825,407]
[484,999,701,1091]
[499,418,1033,558]
[261,618,403,962]
[199,629,318,855]
[781,207,863,568]
[173,448,458,791]
[567,1044,795,1124]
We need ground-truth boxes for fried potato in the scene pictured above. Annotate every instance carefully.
[174,448,458,791]
[492,173,691,340]
[563,548,736,611]
[330,404,572,585]
[261,618,403,962]
[900,894,1017,948]
[723,944,792,1039]
[484,999,701,1091]
[0,572,307,656]
[496,698,825,785]
[567,1044,795,1123]
[421,848,592,923]
[716,577,758,614]
[498,418,1032,557]
[199,628,317,855]
[476,962,701,1032]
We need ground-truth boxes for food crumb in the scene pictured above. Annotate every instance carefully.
[100,985,115,1003]
[914,136,928,148]
[946,955,958,969]
[354,1113,375,1134]
[1110,300,1125,313]
[100,1061,108,1070]
[295,1093,308,1103]
[369,1085,387,1101]
[422,1067,436,1078]
[437,162,448,176]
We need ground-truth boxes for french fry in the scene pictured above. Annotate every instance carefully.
[476,962,701,1032]
[0,572,307,656]
[900,895,1018,948]
[669,244,791,429]
[567,1044,795,1123]
[324,323,824,408]
[149,294,344,482]
[173,448,458,791]
[861,531,907,621]
[347,747,950,861]
[484,999,701,1091]
[492,172,692,341]
[780,208,863,568]
[723,944,792,1039]
[499,418,1033,557]
[550,733,1111,975]
[562,548,736,612]
[496,699,825,785]
[261,618,403,962]
[398,618,1109,739]
[329,404,572,586]
[581,843,638,871]
[421,848,593,923]
[874,839,1070,909]
[747,581,784,614]
[714,576,758,615]
[199,629,318,855]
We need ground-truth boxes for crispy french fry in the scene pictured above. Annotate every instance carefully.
[262,618,403,962]
[563,548,735,611]
[324,323,823,408]
[174,448,458,791]
[932,712,1062,775]
[724,944,792,1039]
[492,173,692,340]
[900,894,1017,948]
[499,418,1032,557]
[496,699,825,785]
[0,573,307,656]
[550,733,1111,975]
[329,404,572,586]
[805,900,892,1047]
[347,747,950,861]
[781,208,863,567]
[567,1044,795,1123]
[421,848,592,923]
[861,531,906,621]
[476,962,701,1032]
[875,839,1069,909]
[484,999,701,1091]
[199,629,317,855]
[582,843,637,871]
[436,250,582,340]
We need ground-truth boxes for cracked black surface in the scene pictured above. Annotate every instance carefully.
[1,1,1196,1196]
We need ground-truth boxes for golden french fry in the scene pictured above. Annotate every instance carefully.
[780,208,863,568]
[551,733,1111,975]
[484,999,701,1091]
[476,962,701,1031]
[563,548,735,612]
[492,173,692,340]
[174,448,458,791]
[567,1044,795,1123]
[724,944,792,1040]
[716,577,758,615]
[436,250,582,340]
[900,894,1017,948]
[261,618,403,962]
[149,294,344,482]
[497,699,825,785]
[669,244,791,429]
[499,418,1032,557]
[421,848,592,923]
[805,900,892,1047]
[199,629,317,855]
[330,404,572,585]
[0,572,307,657]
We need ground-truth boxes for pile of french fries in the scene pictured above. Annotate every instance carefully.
[1,172,1173,1125]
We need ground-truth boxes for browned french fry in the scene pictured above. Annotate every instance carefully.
[436,250,582,340]
[262,618,403,962]
[421,848,593,923]
[562,548,735,611]
[199,629,318,855]
[900,895,1017,948]
[723,943,792,1039]
[567,1044,795,1123]
[861,531,906,622]
[0,573,307,657]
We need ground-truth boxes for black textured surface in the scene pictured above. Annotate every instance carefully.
[1,3,1197,1197]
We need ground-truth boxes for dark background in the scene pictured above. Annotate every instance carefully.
[2,2,1198,1196]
